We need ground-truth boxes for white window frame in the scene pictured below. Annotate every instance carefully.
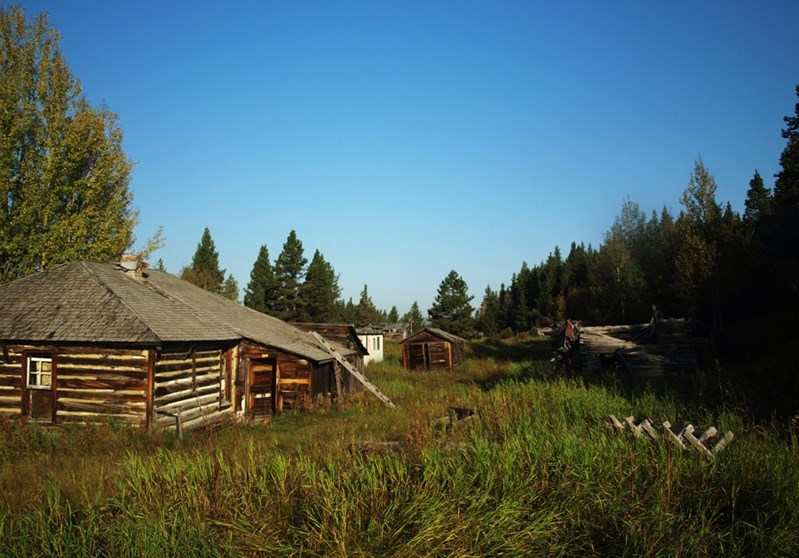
[27,355,53,389]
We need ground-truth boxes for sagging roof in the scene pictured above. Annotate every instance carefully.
[0,261,332,362]
[399,327,467,344]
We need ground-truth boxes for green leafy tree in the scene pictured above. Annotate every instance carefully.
[271,230,307,321]
[401,301,425,333]
[298,249,341,322]
[243,245,276,314]
[180,227,225,293]
[355,285,381,326]
[387,306,400,323]
[0,6,137,282]
[673,159,722,318]
[428,270,474,337]
[589,236,646,323]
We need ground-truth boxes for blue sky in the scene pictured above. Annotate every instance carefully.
[16,1,799,314]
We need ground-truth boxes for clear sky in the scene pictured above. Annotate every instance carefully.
[15,0,799,315]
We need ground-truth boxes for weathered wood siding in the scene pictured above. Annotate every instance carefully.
[401,330,464,371]
[238,341,314,415]
[0,344,149,425]
[57,348,148,424]
[153,346,233,431]
[275,352,311,411]
[0,345,24,416]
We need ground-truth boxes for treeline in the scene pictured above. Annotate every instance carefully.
[475,85,799,416]
[478,85,798,341]
[178,227,427,329]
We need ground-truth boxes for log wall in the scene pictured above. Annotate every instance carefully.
[0,344,149,425]
[153,346,233,431]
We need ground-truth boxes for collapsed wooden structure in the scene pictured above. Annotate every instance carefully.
[561,318,699,379]
[0,259,369,431]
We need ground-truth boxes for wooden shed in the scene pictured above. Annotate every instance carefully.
[400,328,467,371]
[0,259,344,431]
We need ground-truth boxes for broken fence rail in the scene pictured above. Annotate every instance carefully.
[609,414,734,460]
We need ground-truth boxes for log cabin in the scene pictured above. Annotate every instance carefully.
[0,258,343,431]
[400,328,466,371]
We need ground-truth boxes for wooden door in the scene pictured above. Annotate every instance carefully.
[24,355,55,422]
[248,358,276,419]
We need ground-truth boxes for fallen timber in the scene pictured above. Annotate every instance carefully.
[577,318,699,378]
[609,414,734,460]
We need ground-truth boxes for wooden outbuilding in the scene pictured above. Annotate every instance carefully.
[400,327,466,371]
[0,259,347,431]
[290,323,369,393]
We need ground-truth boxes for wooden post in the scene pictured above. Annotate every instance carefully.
[146,349,156,432]
[175,406,183,440]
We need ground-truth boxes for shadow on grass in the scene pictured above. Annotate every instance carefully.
[469,336,555,362]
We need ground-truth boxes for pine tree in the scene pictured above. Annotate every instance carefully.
[773,84,799,211]
[221,274,239,302]
[1,7,136,282]
[475,286,500,336]
[298,249,341,322]
[355,285,381,326]
[181,227,225,294]
[244,245,275,314]
[743,170,773,232]
[401,301,425,333]
[272,230,307,321]
[428,270,474,337]
[387,306,400,323]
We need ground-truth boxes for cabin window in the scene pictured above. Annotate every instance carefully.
[374,337,381,351]
[27,355,52,389]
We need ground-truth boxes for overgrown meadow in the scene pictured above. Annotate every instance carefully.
[1,338,797,557]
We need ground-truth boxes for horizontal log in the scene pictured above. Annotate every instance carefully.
[58,370,147,382]
[57,399,146,414]
[155,364,220,380]
[57,391,146,403]
[156,356,221,374]
[155,392,220,413]
[58,377,147,391]
[57,410,142,421]
[0,376,22,388]
[154,383,219,405]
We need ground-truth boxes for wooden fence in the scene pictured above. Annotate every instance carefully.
[609,414,734,460]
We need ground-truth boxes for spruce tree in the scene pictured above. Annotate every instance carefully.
[743,170,773,232]
[181,227,225,294]
[244,245,275,314]
[221,274,239,302]
[773,84,799,211]
[355,285,381,326]
[401,301,425,333]
[298,249,341,322]
[272,230,307,321]
[428,270,474,337]
[387,306,400,323]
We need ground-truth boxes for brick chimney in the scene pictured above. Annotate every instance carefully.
[119,254,149,278]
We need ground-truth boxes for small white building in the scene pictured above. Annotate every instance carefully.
[357,326,384,365]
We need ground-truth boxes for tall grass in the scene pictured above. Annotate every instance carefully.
[1,337,797,556]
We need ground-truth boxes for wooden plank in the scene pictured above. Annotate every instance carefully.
[310,332,395,408]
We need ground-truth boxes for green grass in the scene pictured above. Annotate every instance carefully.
[1,337,798,556]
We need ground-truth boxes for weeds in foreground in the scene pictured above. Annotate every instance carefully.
[1,338,797,556]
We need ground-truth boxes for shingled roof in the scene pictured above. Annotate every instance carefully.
[0,261,332,362]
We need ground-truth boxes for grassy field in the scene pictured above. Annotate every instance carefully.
[1,337,797,557]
